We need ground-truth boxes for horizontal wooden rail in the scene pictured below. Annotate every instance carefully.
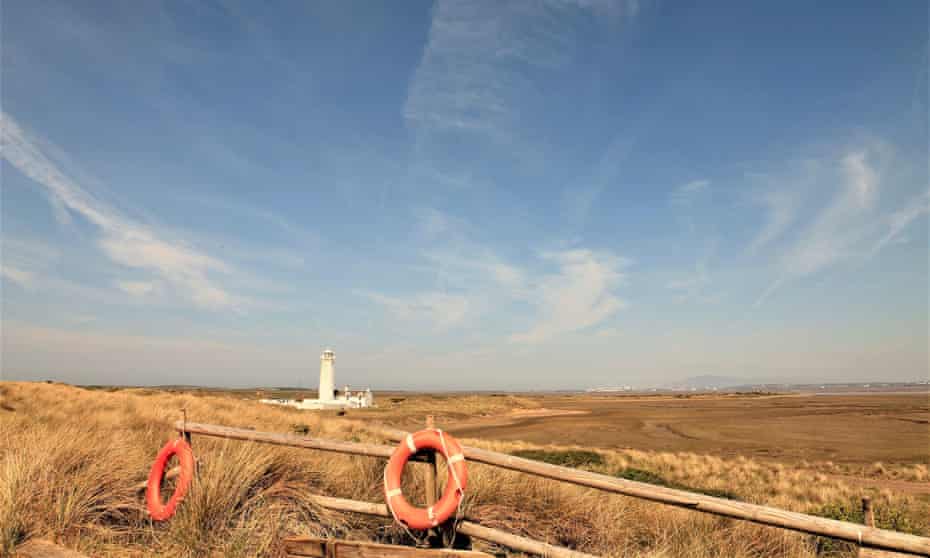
[283,535,493,557]
[310,494,598,558]
[15,539,89,558]
[378,428,930,556]
[174,421,930,556]
[133,466,180,492]
[174,421,427,461]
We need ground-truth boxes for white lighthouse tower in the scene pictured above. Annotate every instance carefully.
[259,347,373,410]
[318,349,335,401]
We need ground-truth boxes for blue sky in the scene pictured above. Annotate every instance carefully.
[2,0,927,389]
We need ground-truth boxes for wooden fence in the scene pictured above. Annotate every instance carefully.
[173,420,930,557]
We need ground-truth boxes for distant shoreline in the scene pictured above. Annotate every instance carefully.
[16,380,930,397]
[811,390,930,396]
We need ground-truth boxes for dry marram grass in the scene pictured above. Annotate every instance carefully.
[0,382,926,557]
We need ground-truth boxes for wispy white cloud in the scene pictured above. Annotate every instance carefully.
[1,113,238,309]
[361,208,522,331]
[748,188,802,254]
[754,142,926,307]
[666,260,710,301]
[406,2,561,139]
[843,150,879,209]
[666,187,721,304]
[871,188,930,255]
[594,326,623,338]
[425,249,526,292]
[512,249,628,343]
[0,237,59,289]
[362,290,471,330]
[177,193,320,247]
[778,150,881,279]
[562,136,633,226]
[664,235,724,304]
[415,207,526,291]
[670,179,710,205]
[405,1,638,155]
[1,266,34,288]
[372,246,629,343]
[116,280,157,297]
[415,206,459,238]
[376,209,629,341]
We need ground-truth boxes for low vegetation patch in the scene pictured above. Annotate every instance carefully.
[815,499,921,534]
[812,500,923,555]
[511,449,605,468]
[615,467,740,500]
[615,467,667,485]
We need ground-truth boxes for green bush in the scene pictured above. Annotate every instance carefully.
[511,449,605,468]
[616,467,669,486]
[616,468,739,500]
[816,499,920,533]
[694,487,739,500]
[812,499,922,555]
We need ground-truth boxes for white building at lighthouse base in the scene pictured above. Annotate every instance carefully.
[261,387,373,410]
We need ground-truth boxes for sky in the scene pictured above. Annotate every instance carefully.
[1,0,928,390]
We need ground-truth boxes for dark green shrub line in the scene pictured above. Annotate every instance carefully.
[814,500,920,534]
[807,499,924,555]
[511,449,605,468]
[615,468,739,500]
[614,467,667,485]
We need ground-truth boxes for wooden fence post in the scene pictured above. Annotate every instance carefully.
[863,497,875,528]
[180,408,192,445]
[424,415,439,547]
[859,497,876,558]
[424,415,438,506]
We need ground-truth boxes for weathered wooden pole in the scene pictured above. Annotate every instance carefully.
[180,408,192,445]
[309,494,599,558]
[423,415,441,547]
[424,416,439,505]
[863,497,875,528]
[857,497,903,558]
[134,467,180,492]
[282,536,492,557]
[174,421,428,461]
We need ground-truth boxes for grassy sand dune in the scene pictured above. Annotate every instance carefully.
[1,382,926,557]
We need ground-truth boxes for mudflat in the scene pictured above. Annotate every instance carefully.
[447,393,930,464]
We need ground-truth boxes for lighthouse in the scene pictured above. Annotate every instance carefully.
[259,347,373,410]
[318,349,335,401]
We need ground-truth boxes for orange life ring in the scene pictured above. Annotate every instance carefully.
[383,429,468,530]
[146,438,195,521]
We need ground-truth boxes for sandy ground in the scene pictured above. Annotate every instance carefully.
[447,393,929,465]
[448,407,590,430]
